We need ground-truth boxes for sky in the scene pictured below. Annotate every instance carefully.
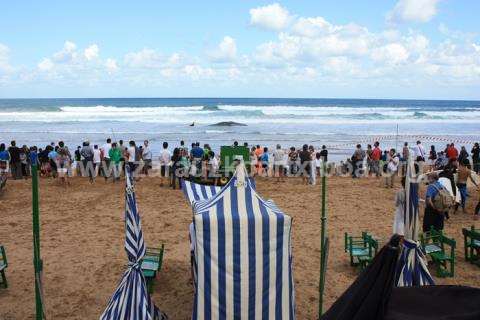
[0,0,479,99]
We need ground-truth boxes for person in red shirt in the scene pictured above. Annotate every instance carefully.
[446,143,459,160]
[371,141,382,177]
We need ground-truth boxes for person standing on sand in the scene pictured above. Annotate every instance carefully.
[384,149,399,188]
[273,144,285,182]
[320,145,328,162]
[366,144,373,175]
[170,147,182,190]
[426,145,437,172]
[371,142,382,178]
[471,142,480,174]
[402,142,409,161]
[423,172,447,232]
[142,140,152,176]
[299,144,311,185]
[458,146,469,164]
[393,177,406,236]
[352,144,365,178]
[446,143,458,160]
[8,141,22,180]
[81,141,95,183]
[288,147,299,176]
[108,142,122,182]
[93,145,101,177]
[456,159,478,214]
[101,138,112,181]
[0,143,10,176]
[159,142,171,187]
[255,145,263,175]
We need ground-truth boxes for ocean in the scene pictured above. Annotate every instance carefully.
[1,98,479,161]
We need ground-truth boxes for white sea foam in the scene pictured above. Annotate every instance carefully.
[1,104,480,125]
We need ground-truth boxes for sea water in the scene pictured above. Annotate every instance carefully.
[0,98,479,161]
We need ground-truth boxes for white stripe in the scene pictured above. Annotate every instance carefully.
[195,184,204,201]
[252,194,263,319]
[186,182,195,204]
[209,205,219,319]
[222,189,234,318]
[205,186,213,199]
[237,183,249,319]
[195,214,205,319]
[282,216,291,317]
[268,207,277,318]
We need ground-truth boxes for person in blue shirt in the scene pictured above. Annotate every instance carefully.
[0,143,10,174]
[422,172,446,232]
[260,147,269,177]
[190,142,204,178]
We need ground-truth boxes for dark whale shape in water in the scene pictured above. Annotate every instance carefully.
[209,121,247,127]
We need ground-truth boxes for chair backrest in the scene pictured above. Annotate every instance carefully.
[0,245,7,267]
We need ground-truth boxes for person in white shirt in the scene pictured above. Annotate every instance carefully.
[159,142,172,186]
[413,140,426,173]
[413,140,426,161]
[127,141,137,172]
[100,138,112,180]
[142,140,152,176]
[93,145,102,177]
[273,144,286,182]
[385,148,400,188]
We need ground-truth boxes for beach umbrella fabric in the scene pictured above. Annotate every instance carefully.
[395,155,434,287]
[100,166,167,320]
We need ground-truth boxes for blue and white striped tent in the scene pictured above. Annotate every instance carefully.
[395,154,434,286]
[185,164,295,319]
[181,177,256,205]
[100,166,168,320]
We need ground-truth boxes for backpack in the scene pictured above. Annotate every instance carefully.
[432,184,454,212]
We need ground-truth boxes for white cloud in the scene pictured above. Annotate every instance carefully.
[183,64,215,80]
[209,36,237,62]
[37,58,54,71]
[0,43,14,73]
[105,58,118,73]
[84,44,99,60]
[124,48,162,68]
[387,0,440,23]
[250,3,291,31]
[371,43,410,64]
[292,17,334,37]
[52,41,77,62]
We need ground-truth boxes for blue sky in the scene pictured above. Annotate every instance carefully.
[0,0,479,99]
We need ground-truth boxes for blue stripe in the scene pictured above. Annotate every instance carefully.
[230,182,241,318]
[275,213,284,319]
[245,184,256,319]
[217,199,227,320]
[191,183,200,201]
[200,185,209,199]
[259,198,270,320]
[210,185,217,196]
[203,214,212,319]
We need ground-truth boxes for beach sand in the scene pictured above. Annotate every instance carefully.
[0,175,479,319]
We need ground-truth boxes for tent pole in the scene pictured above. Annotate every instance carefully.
[318,161,328,318]
[31,152,44,320]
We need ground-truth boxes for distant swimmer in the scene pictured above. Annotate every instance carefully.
[189,122,195,127]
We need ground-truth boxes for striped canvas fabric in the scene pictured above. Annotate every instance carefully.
[100,166,168,320]
[396,154,434,287]
[181,180,222,205]
[188,164,295,319]
[181,178,256,206]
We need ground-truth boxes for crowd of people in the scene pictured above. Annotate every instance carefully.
[1,139,479,223]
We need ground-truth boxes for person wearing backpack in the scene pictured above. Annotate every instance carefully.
[422,172,454,232]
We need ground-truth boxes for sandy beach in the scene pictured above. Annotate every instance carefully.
[0,175,479,319]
